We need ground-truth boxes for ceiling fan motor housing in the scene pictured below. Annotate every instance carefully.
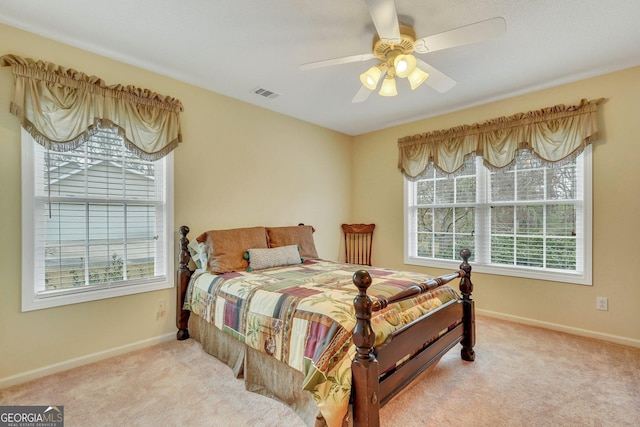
[373,24,416,72]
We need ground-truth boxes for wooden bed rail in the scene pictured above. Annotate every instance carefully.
[351,249,475,427]
[369,270,465,312]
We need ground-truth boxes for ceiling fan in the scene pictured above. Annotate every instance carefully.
[300,0,506,103]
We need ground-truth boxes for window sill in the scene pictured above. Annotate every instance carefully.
[22,278,173,311]
[404,256,591,286]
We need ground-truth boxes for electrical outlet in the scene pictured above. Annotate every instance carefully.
[157,298,167,319]
[596,297,608,311]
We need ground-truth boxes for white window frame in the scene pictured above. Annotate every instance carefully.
[404,146,592,285]
[21,128,174,311]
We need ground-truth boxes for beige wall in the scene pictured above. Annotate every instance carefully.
[0,24,352,383]
[352,66,640,345]
[1,21,638,386]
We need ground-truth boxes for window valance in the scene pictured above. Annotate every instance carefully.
[397,98,603,177]
[1,54,183,160]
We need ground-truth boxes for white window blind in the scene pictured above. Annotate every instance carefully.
[22,127,174,310]
[408,154,477,260]
[404,147,591,285]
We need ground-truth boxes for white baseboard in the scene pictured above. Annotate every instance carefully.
[0,332,176,389]
[477,309,640,348]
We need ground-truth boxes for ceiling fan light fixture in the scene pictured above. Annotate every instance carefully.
[408,66,429,90]
[379,76,397,96]
[360,66,382,90]
[393,54,417,78]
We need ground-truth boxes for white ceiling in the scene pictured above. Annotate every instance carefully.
[1,0,639,136]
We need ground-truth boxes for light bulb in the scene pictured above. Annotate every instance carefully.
[396,60,407,74]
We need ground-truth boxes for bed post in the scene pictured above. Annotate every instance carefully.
[458,248,476,361]
[176,225,192,340]
[351,270,380,427]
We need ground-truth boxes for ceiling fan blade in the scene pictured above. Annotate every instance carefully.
[416,59,457,93]
[364,0,401,43]
[352,85,372,103]
[300,53,375,71]
[414,17,506,54]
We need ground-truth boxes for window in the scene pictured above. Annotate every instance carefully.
[404,147,591,285]
[22,127,174,311]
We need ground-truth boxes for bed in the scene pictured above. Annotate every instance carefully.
[176,224,475,427]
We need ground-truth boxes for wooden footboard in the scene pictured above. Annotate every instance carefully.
[175,226,475,426]
[351,249,475,427]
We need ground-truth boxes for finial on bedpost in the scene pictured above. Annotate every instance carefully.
[458,248,475,362]
[176,225,191,341]
[351,270,380,427]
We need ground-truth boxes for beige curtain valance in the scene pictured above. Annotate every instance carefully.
[1,54,183,160]
[398,98,603,177]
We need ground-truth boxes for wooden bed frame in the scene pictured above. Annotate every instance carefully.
[175,225,476,427]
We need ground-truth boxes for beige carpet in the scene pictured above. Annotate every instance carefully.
[2,316,639,426]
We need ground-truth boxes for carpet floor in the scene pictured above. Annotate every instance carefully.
[1,315,639,426]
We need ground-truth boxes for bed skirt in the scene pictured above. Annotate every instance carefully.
[188,313,324,426]
[188,312,443,426]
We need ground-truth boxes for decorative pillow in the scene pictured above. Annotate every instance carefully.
[198,226,269,273]
[187,238,208,270]
[266,225,319,259]
[245,245,302,271]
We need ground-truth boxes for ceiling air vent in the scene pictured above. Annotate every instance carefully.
[252,87,280,99]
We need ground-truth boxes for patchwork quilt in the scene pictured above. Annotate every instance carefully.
[185,259,459,427]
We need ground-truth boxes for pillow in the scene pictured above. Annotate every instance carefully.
[245,245,302,271]
[266,225,319,259]
[187,238,208,270]
[198,226,269,273]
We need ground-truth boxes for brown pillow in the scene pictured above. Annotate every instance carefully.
[266,225,319,259]
[197,226,269,273]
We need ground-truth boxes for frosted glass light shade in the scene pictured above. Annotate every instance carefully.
[394,54,417,78]
[408,66,429,90]
[359,66,382,90]
[379,76,397,96]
